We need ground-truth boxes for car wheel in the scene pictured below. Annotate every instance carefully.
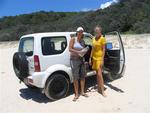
[45,74,69,101]
[13,52,29,81]
[25,84,37,89]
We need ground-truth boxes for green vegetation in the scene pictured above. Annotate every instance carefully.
[0,0,150,41]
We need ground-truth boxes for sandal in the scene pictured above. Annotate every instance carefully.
[81,93,88,98]
[73,96,79,102]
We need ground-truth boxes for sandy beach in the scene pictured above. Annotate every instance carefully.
[0,34,150,113]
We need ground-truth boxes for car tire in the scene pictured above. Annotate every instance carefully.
[45,74,69,101]
[25,84,37,89]
[13,52,29,81]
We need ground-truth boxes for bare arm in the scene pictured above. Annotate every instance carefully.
[102,44,106,60]
[101,36,106,66]
[101,43,106,66]
[89,47,93,60]
[89,38,94,64]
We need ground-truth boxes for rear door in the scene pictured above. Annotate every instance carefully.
[104,31,125,76]
[19,37,34,75]
[40,36,68,71]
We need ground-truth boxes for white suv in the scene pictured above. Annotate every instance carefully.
[13,31,125,100]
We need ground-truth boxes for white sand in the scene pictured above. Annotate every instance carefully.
[121,34,150,49]
[0,34,150,49]
[0,34,150,113]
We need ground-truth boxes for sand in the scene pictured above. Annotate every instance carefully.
[0,34,150,113]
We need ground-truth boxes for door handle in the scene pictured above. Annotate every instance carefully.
[30,67,34,69]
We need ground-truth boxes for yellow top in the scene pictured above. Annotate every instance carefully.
[91,35,106,61]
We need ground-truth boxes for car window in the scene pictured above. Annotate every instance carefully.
[105,34,120,49]
[19,37,34,56]
[42,36,67,55]
[83,35,92,46]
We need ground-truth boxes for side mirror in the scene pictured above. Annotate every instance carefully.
[106,42,113,50]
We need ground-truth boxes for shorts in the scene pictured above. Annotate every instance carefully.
[92,59,103,71]
[70,57,86,80]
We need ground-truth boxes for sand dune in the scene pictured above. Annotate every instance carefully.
[0,34,150,49]
[121,34,150,49]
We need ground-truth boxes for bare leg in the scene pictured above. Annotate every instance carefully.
[80,78,85,95]
[97,67,107,97]
[80,78,88,97]
[73,80,79,101]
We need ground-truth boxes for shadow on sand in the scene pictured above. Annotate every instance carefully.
[105,82,124,93]
[19,76,124,103]
[19,88,50,103]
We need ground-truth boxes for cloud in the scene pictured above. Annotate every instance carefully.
[81,7,98,12]
[100,0,118,9]
[81,8,92,12]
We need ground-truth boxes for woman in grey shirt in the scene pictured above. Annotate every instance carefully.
[69,27,88,101]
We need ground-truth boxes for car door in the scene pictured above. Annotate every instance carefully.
[40,36,69,71]
[104,31,125,77]
[83,33,96,76]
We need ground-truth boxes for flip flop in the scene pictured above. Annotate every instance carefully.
[81,93,88,98]
[73,96,79,102]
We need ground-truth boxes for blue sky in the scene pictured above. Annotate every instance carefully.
[0,0,116,17]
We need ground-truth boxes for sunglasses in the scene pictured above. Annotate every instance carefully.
[78,31,83,33]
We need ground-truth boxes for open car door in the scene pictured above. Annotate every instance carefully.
[104,31,125,80]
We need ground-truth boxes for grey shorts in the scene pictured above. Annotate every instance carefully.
[70,57,86,80]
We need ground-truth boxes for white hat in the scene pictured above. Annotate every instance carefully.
[76,27,84,32]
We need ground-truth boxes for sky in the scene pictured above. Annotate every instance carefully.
[0,0,118,17]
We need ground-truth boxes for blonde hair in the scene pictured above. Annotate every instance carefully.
[95,25,102,32]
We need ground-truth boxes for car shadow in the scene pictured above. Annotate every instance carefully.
[19,88,50,103]
[85,76,125,93]
[105,82,124,93]
[19,76,124,103]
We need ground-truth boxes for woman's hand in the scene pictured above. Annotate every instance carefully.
[77,50,87,57]
[89,58,92,66]
[77,50,84,54]
[101,60,104,66]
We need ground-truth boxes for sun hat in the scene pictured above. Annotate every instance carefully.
[76,27,84,32]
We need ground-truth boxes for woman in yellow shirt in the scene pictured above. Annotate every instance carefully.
[89,26,106,97]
